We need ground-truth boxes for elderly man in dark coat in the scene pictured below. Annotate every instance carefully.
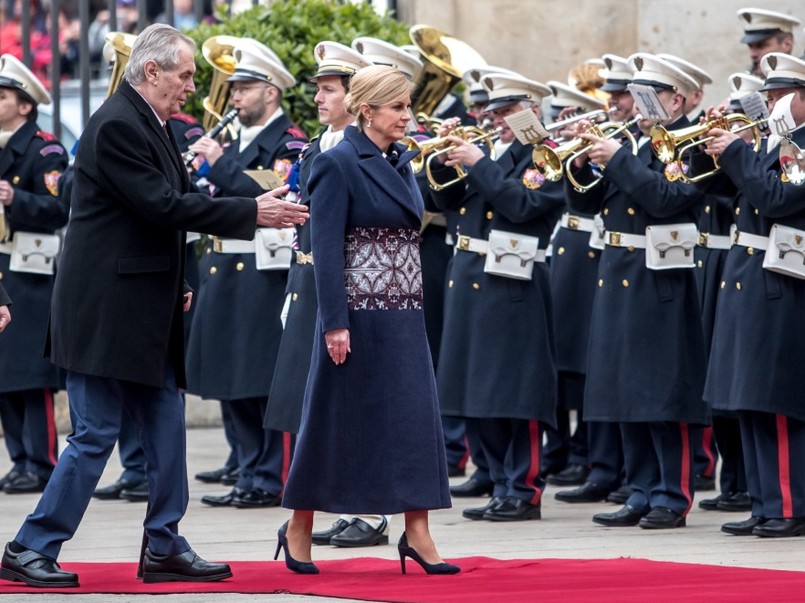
[0,24,307,589]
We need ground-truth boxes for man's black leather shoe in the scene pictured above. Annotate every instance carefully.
[201,487,246,507]
[555,482,612,503]
[120,481,149,502]
[141,548,232,583]
[447,464,466,478]
[462,496,506,520]
[593,504,647,527]
[331,518,389,547]
[3,472,47,494]
[0,542,78,588]
[93,477,145,500]
[606,485,632,504]
[194,467,230,484]
[232,488,281,508]
[484,497,541,521]
[546,464,590,486]
[698,493,723,511]
[639,506,686,529]
[721,516,765,536]
[717,491,752,512]
[450,478,494,498]
[0,469,22,490]
[753,517,805,538]
[312,518,351,545]
[694,475,716,491]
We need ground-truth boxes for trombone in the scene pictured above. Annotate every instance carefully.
[532,117,640,192]
[650,114,765,183]
[401,125,500,191]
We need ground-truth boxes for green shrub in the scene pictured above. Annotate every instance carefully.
[183,0,410,137]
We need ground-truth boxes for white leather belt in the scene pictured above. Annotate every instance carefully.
[606,231,646,249]
[0,241,11,255]
[697,232,732,250]
[732,230,768,251]
[213,237,255,254]
[455,235,489,254]
[455,235,546,262]
[560,213,596,233]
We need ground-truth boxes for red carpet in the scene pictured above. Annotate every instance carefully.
[2,556,805,601]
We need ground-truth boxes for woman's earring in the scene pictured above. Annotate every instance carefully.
[368,119,373,129]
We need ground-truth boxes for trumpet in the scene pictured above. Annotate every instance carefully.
[532,117,639,192]
[401,125,500,191]
[544,108,611,139]
[184,108,240,167]
[650,113,765,183]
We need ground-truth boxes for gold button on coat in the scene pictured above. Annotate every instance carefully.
[486,211,493,220]
[448,280,454,288]
[292,293,298,301]
[736,282,742,290]
[459,207,466,215]
[704,205,710,214]
[210,266,217,274]
[472,282,480,290]
[627,207,635,215]
[588,251,596,258]
[236,262,245,271]
[622,279,629,287]
[557,247,565,255]
[598,278,603,287]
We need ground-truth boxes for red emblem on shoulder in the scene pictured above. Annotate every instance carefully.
[286,126,306,140]
[35,130,57,142]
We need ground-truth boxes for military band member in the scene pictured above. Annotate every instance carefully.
[737,8,799,77]
[655,53,718,491]
[185,39,307,509]
[541,79,608,488]
[0,55,68,495]
[553,54,637,503]
[568,54,708,529]
[704,53,805,538]
[696,73,765,515]
[432,73,564,522]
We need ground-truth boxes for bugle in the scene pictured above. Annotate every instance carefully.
[532,117,639,191]
[184,108,240,167]
[651,113,765,183]
[401,126,500,191]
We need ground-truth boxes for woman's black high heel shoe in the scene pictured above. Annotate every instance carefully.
[274,521,319,574]
[397,532,460,575]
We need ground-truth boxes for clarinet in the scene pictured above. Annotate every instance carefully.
[184,108,239,167]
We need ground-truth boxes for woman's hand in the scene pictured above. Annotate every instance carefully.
[325,328,350,365]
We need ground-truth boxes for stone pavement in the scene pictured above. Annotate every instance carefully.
[1,426,803,602]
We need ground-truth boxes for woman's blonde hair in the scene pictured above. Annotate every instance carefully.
[344,65,415,130]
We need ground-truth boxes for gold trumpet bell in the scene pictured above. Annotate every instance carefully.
[104,31,137,97]
[201,35,240,132]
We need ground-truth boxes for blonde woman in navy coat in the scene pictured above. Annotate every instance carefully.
[278,65,456,576]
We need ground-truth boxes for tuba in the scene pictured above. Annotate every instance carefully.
[408,25,486,120]
[104,32,137,97]
[200,35,240,133]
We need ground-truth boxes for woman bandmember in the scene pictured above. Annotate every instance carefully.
[277,65,457,576]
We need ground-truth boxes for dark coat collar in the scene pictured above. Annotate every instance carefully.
[343,125,421,219]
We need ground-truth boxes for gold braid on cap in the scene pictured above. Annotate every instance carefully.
[568,63,610,104]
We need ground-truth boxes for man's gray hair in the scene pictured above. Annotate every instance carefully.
[124,24,196,86]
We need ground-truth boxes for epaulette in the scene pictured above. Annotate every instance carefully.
[35,130,57,142]
[286,126,306,139]
[170,113,199,125]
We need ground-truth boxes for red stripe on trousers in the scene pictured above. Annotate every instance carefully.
[776,414,793,518]
[701,426,716,477]
[525,420,541,505]
[43,389,58,466]
[679,423,692,515]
